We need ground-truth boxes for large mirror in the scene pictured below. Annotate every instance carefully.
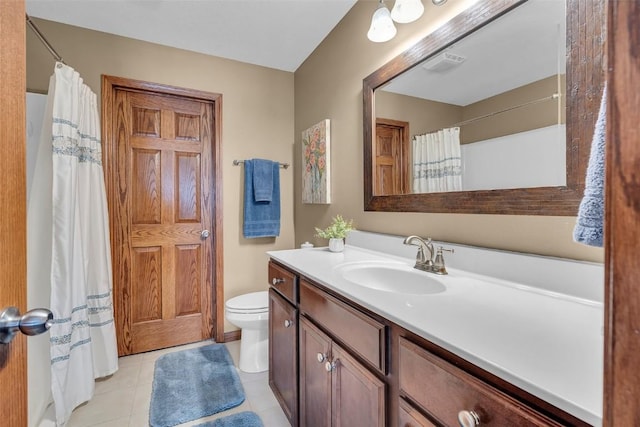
[363,0,605,215]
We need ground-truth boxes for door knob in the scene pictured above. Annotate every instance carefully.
[201,229,211,239]
[0,307,54,344]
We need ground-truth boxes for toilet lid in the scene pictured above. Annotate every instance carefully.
[225,291,268,312]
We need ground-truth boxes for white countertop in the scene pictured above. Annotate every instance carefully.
[268,244,603,426]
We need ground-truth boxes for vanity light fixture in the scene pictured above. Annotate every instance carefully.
[391,0,425,24]
[368,0,446,43]
[367,0,397,43]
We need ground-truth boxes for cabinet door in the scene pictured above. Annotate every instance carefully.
[300,316,332,427]
[331,343,386,427]
[269,289,298,426]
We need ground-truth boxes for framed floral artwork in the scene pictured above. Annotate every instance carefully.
[302,119,331,204]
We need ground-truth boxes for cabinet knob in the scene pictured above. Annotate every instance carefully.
[272,278,285,285]
[284,319,293,328]
[458,410,480,427]
[316,352,326,363]
[325,360,336,372]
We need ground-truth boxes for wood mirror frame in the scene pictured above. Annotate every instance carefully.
[363,0,605,215]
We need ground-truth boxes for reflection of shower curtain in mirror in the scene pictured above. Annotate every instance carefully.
[45,62,119,426]
[412,127,462,193]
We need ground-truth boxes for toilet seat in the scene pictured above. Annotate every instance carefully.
[225,291,268,314]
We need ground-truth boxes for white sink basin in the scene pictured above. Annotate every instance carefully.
[336,262,446,295]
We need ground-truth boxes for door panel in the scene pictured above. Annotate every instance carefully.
[269,289,298,426]
[131,246,162,322]
[175,244,201,316]
[131,149,161,224]
[176,153,201,222]
[331,343,385,427]
[105,82,218,355]
[299,316,331,427]
[0,1,27,424]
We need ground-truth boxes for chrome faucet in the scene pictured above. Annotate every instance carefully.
[403,236,454,275]
[403,235,435,270]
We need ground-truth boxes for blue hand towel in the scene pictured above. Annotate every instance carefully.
[252,159,274,202]
[573,85,606,247]
[243,159,280,238]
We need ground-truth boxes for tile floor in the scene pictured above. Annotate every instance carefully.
[44,340,290,427]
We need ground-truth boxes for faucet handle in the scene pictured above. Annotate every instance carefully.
[433,246,454,275]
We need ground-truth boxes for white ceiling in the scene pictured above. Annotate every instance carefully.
[26,0,357,72]
[382,0,566,106]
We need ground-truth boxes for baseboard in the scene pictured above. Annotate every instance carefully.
[223,330,241,342]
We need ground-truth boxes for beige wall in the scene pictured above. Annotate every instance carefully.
[376,90,462,136]
[294,0,603,263]
[26,19,296,332]
[376,75,566,144]
[462,75,566,144]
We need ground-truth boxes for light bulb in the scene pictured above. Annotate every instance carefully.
[367,1,397,43]
[391,0,425,24]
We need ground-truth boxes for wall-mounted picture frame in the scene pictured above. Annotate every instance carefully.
[302,119,331,204]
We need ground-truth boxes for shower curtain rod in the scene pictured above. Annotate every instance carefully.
[419,92,560,136]
[26,14,65,64]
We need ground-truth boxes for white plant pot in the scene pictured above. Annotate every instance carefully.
[328,238,345,253]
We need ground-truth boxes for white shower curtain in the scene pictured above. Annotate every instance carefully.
[46,62,118,426]
[412,127,462,193]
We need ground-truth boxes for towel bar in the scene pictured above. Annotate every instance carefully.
[233,159,289,169]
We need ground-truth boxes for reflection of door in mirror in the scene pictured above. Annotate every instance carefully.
[374,118,409,195]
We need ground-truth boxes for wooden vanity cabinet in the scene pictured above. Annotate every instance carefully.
[268,259,586,427]
[299,316,385,427]
[268,261,299,427]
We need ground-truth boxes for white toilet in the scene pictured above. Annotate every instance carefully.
[225,290,269,373]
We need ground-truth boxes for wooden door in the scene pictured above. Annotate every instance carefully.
[102,76,223,355]
[374,119,409,195]
[331,343,385,427]
[299,316,332,427]
[605,2,640,425]
[268,289,298,426]
[0,1,27,424]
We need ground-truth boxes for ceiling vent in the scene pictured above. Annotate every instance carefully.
[422,52,466,73]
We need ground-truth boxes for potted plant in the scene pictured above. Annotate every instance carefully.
[315,215,355,252]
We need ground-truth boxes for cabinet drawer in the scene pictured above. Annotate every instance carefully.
[268,261,297,304]
[399,399,437,427]
[299,280,386,373]
[399,338,560,427]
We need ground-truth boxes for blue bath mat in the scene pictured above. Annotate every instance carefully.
[149,344,245,427]
[194,411,264,427]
